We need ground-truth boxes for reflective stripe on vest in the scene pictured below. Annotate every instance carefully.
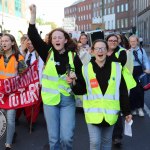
[41,50,74,105]
[84,108,119,115]
[82,62,121,125]
[115,48,136,90]
[0,71,17,77]
[0,55,24,79]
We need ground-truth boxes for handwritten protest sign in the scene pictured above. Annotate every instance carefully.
[0,60,40,109]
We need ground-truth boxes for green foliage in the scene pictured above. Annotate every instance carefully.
[45,22,57,29]
[36,17,57,29]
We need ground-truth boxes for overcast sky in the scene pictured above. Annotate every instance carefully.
[27,0,76,26]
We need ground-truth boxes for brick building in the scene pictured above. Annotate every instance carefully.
[64,0,150,40]
[64,0,130,33]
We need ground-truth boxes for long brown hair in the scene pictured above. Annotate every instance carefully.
[2,33,21,59]
[47,28,77,52]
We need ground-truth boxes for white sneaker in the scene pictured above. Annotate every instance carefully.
[132,110,137,115]
[138,108,144,117]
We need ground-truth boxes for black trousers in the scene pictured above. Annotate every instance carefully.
[130,66,144,110]
[112,114,123,139]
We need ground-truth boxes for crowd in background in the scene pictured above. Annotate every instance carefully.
[0,3,150,150]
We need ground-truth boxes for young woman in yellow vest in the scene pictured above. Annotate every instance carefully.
[28,4,77,150]
[0,33,26,150]
[70,39,132,150]
[106,34,136,146]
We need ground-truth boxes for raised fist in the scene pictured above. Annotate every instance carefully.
[29,4,36,16]
[29,4,36,24]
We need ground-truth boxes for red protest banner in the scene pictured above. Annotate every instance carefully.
[0,60,40,109]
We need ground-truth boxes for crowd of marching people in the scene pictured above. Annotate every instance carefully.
[0,4,150,150]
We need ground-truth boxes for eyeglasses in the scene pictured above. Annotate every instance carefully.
[94,47,106,52]
[108,40,118,43]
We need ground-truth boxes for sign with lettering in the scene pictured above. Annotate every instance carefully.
[90,78,99,88]
[0,60,40,109]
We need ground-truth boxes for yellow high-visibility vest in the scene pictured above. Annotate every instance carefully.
[41,50,74,105]
[82,62,121,125]
[115,48,136,90]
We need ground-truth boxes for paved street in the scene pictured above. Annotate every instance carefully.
[0,47,150,150]
[1,105,150,150]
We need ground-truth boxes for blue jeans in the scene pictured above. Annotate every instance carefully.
[43,94,75,150]
[2,109,16,145]
[87,124,114,150]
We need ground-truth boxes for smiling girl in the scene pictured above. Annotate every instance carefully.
[71,39,132,150]
[0,33,26,150]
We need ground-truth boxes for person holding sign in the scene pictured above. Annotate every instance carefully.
[28,4,77,150]
[0,34,26,150]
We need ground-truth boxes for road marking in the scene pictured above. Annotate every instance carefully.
[144,103,150,117]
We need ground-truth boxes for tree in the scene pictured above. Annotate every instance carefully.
[36,17,44,25]
[36,18,57,29]
[45,22,57,29]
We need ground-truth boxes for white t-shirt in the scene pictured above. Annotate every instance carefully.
[25,51,44,83]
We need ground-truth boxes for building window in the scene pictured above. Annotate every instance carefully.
[117,5,120,13]
[89,14,91,19]
[121,4,124,12]
[97,11,99,17]
[93,3,96,8]
[89,24,91,30]
[108,8,110,14]
[86,5,88,10]
[78,16,80,21]
[121,19,124,28]
[112,6,114,14]
[125,18,128,27]
[125,3,128,11]
[104,8,107,15]
[100,10,102,16]
[78,7,80,12]
[84,6,85,11]
[89,4,91,10]
[97,2,99,7]
[94,11,96,17]
[86,24,88,31]
[117,19,120,28]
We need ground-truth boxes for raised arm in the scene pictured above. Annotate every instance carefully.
[28,4,51,63]
[29,4,36,24]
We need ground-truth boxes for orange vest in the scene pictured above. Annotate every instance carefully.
[0,54,24,79]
